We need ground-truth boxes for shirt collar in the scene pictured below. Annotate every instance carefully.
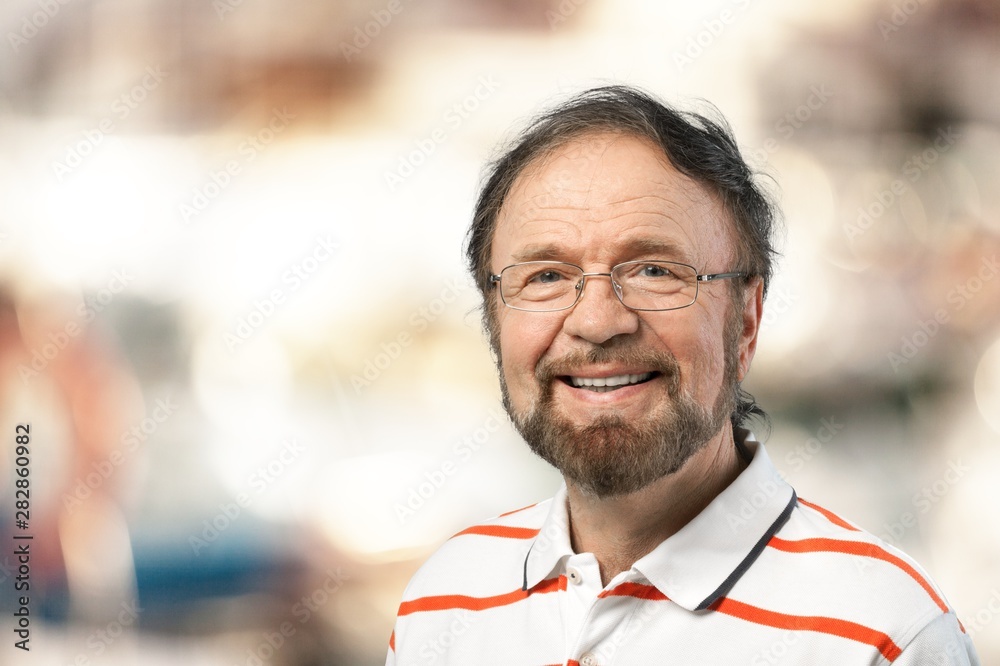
[522,482,575,592]
[522,433,796,610]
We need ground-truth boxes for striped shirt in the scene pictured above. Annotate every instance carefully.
[387,439,979,665]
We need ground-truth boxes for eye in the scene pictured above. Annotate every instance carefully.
[637,263,672,278]
[530,270,566,284]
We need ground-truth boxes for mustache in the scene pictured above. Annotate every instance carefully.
[536,345,682,395]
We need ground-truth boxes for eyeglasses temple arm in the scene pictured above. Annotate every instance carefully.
[696,272,746,283]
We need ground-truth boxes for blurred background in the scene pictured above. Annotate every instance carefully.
[1,0,998,663]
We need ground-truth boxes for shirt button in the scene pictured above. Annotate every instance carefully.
[580,653,599,666]
[566,566,583,585]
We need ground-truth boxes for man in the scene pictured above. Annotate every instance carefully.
[387,86,979,665]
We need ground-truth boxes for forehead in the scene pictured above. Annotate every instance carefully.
[492,132,733,268]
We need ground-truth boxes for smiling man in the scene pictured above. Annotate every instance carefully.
[387,86,979,665]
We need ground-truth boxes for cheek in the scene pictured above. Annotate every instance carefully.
[694,312,736,396]
[650,311,726,395]
[498,312,563,393]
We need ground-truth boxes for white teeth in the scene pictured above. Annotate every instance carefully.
[569,372,653,389]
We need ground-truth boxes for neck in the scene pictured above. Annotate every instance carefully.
[565,425,747,587]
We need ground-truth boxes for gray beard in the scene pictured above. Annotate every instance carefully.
[499,315,740,499]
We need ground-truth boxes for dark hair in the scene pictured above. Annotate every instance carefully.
[466,85,779,429]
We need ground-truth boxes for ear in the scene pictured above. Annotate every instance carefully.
[737,278,764,382]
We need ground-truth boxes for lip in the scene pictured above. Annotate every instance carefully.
[555,378,660,407]
[553,369,663,405]
[566,371,655,389]
[557,366,658,380]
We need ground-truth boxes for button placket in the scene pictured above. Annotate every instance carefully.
[564,554,613,666]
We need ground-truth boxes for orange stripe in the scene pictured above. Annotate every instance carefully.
[768,536,948,613]
[388,630,395,652]
[398,575,566,616]
[598,582,669,601]
[710,596,902,661]
[499,502,539,517]
[452,524,540,539]
[797,498,860,531]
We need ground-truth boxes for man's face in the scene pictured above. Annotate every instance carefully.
[489,132,761,497]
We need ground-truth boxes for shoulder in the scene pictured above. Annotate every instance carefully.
[389,498,561,664]
[740,495,968,657]
[399,498,553,603]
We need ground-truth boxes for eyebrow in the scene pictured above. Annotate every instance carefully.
[510,238,693,264]
[511,243,567,263]
[618,237,691,262]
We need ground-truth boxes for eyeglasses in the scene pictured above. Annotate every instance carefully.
[489,260,746,312]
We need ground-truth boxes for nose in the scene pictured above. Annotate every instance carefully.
[561,273,640,344]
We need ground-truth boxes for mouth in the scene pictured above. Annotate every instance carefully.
[561,372,659,393]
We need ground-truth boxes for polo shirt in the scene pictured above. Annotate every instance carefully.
[387,437,979,665]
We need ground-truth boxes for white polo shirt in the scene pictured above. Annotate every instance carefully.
[387,439,979,665]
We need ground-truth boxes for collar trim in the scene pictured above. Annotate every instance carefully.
[694,490,796,610]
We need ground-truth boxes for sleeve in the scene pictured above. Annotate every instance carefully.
[893,613,981,666]
[385,628,396,666]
